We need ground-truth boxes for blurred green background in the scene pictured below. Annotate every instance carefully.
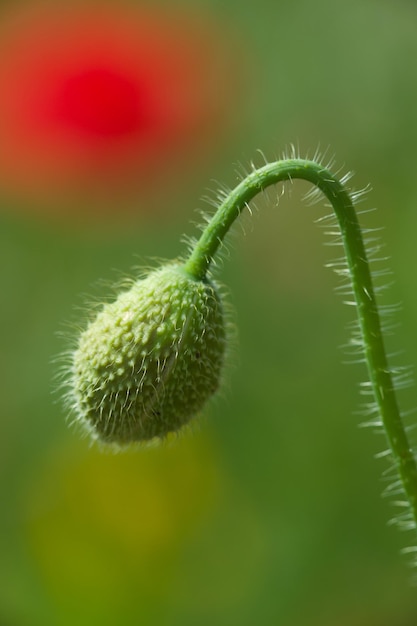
[2,0,417,624]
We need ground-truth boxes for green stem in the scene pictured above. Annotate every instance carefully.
[184,158,417,533]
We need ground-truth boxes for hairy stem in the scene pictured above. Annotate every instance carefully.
[184,158,417,532]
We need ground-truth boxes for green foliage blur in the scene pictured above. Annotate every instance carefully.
[2,0,417,624]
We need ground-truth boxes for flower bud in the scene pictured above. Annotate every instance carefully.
[70,263,226,445]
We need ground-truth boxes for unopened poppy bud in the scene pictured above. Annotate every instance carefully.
[71,264,226,444]
[70,263,226,445]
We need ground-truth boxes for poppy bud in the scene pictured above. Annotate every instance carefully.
[70,263,226,445]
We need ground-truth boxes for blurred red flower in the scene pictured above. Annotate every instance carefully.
[0,4,236,211]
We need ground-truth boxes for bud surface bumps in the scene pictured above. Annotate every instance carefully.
[70,264,226,445]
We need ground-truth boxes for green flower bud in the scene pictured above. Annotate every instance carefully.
[69,263,226,445]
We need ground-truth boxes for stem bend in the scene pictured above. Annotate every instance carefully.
[184,158,417,535]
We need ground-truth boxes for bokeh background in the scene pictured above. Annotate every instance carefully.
[2,0,417,624]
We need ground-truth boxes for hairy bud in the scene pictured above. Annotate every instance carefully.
[69,264,226,445]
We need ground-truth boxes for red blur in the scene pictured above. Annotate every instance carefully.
[0,4,237,213]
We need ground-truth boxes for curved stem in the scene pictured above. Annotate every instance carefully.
[184,158,417,533]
